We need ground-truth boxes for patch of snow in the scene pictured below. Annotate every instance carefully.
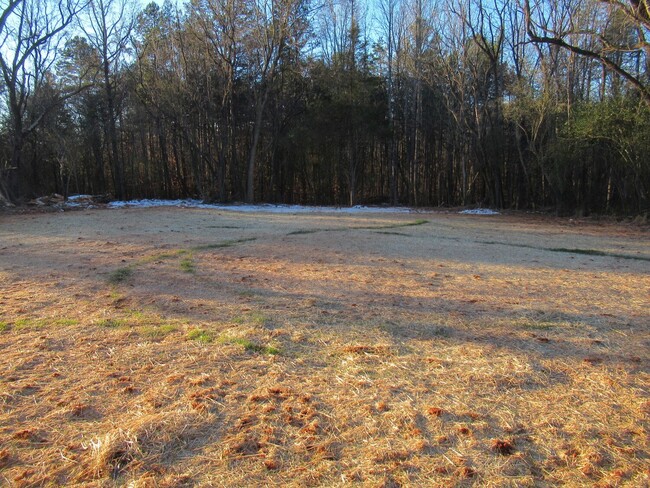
[63,194,100,208]
[460,208,500,215]
[106,199,413,214]
[107,199,208,209]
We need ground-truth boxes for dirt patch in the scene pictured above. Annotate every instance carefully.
[0,208,648,486]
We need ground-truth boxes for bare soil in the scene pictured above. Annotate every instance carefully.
[0,208,648,487]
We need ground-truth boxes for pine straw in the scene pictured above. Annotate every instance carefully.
[0,208,648,486]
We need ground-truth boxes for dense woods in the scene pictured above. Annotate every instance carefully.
[1,0,649,214]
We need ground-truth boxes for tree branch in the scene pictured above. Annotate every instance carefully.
[524,0,650,105]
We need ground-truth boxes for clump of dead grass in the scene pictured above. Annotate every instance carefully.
[341,344,392,355]
[88,429,140,479]
[0,448,10,468]
[83,411,204,481]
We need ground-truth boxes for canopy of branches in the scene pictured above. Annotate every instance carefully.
[1,0,648,215]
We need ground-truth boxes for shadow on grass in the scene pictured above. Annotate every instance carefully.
[106,238,258,284]
[287,219,428,236]
[478,240,649,262]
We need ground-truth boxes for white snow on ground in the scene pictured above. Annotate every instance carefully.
[65,196,503,215]
[459,208,500,215]
[64,195,97,208]
[103,198,413,213]
[107,199,210,209]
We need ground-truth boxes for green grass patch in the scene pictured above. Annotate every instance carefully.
[549,247,610,256]
[109,290,124,301]
[286,229,329,235]
[180,257,196,273]
[236,290,256,298]
[187,328,214,343]
[126,309,145,321]
[220,336,280,355]
[53,318,79,326]
[374,219,429,229]
[192,237,257,250]
[140,249,188,264]
[0,321,8,332]
[97,318,127,328]
[249,312,270,326]
[478,240,649,262]
[10,317,78,330]
[112,249,191,280]
[288,220,428,236]
[108,266,134,284]
[125,309,162,326]
[108,238,259,283]
[374,231,410,236]
[548,247,650,261]
[233,311,271,326]
[14,319,35,330]
[141,324,177,339]
[514,319,558,330]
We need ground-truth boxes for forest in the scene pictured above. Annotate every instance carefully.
[1,0,649,215]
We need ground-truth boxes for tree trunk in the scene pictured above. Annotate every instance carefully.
[0,169,15,206]
[157,119,172,198]
[104,61,124,200]
[2,90,25,203]
[246,91,268,203]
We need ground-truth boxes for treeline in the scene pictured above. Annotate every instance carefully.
[1,0,649,214]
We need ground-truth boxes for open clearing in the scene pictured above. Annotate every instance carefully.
[0,208,648,487]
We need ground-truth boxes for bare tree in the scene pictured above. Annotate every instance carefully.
[189,0,247,200]
[0,0,85,202]
[80,0,136,199]
[377,0,406,204]
[524,0,650,104]
[243,0,310,203]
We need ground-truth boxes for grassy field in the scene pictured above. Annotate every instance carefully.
[0,207,648,487]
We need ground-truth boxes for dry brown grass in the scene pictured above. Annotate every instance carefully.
[0,207,648,486]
